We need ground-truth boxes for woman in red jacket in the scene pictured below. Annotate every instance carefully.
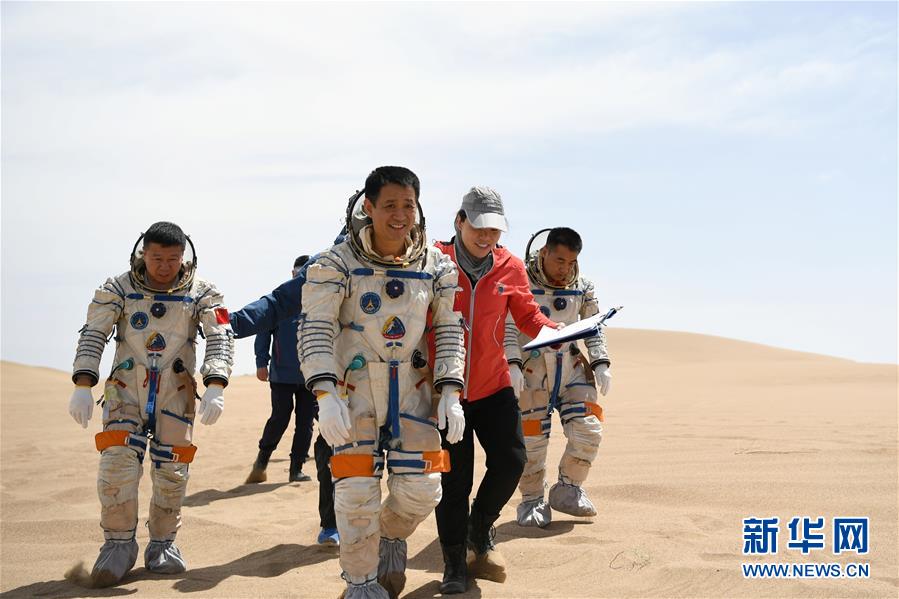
[434,186,558,594]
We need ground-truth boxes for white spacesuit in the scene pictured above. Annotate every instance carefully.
[300,190,465,599]
[69,231,233,586]
[505,239,610,528]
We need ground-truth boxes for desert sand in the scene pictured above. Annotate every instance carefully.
[1,328,896,598]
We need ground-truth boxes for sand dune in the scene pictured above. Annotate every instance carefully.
[1,329,896,598]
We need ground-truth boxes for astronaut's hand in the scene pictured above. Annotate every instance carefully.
[68,386,94,428]
[198,384,225,425]
[593,364,612,396]
[437,386,465,444]
[314,381,351,446]
[508,363,524,398]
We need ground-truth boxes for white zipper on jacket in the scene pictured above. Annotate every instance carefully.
[461,256,495,400]
[463,279,477,398]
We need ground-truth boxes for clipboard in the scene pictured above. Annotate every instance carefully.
[522,306,622,351]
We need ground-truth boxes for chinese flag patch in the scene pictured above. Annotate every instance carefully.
[214,307,230,324]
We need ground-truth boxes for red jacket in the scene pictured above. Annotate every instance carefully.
[433,240,555,402]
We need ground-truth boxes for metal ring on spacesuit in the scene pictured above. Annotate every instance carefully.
[553,297,568,311]
[113,358,134,373]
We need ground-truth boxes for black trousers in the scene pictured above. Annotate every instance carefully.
[314,433,336,529]
[435,387,527,546]
[258,382,317,463]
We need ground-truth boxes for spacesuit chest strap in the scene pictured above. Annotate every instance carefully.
[350,268,433,280]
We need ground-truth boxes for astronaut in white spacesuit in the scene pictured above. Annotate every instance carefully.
[68,221,234,586]
[300,167,466,599]
[505,227,612,528]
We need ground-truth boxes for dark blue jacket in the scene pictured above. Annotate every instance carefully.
[230,269,306,339]
[229,232,346,339]
[254,317,303,385]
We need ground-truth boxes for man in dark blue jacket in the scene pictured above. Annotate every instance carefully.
[230,240,342,546]
[245,256,317,484]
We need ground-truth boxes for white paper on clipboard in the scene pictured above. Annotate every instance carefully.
[522,306,622,351]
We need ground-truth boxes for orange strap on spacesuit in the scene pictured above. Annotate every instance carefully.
[330,454,378,478]
[521,419,545,437]
[95,430,132,451]
[586,402,604,422]
[94,430,197,463]
[422,450,450,473]
[330,450,449,477]
[160,444,198,463]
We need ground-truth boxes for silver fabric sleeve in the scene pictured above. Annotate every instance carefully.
[72,276,126,384]
[299,248,347,389]
[430,251,465,389]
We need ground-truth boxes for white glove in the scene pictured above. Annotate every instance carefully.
[198,384,225,425]
[508,363,524,397]
[593,364,612,396]
[314,381,351,446]
[437,386,465,444]
[69,386,94,428]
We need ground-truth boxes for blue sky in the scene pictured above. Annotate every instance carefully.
[2,2,896,377]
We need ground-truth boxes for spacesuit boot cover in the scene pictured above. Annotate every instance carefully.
[73,269,233,581]
[144,539,187,574]
[90,536,138,587]
[505,251,609,522]
[300,228,465,589]
[342,573,391,599]
[377,537,408,599]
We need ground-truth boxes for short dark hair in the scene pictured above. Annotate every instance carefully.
[143,221,186,249]
[546,227,582,253]
[294,255,310,268]
[364,166,420,204]
[456,209,467,223]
